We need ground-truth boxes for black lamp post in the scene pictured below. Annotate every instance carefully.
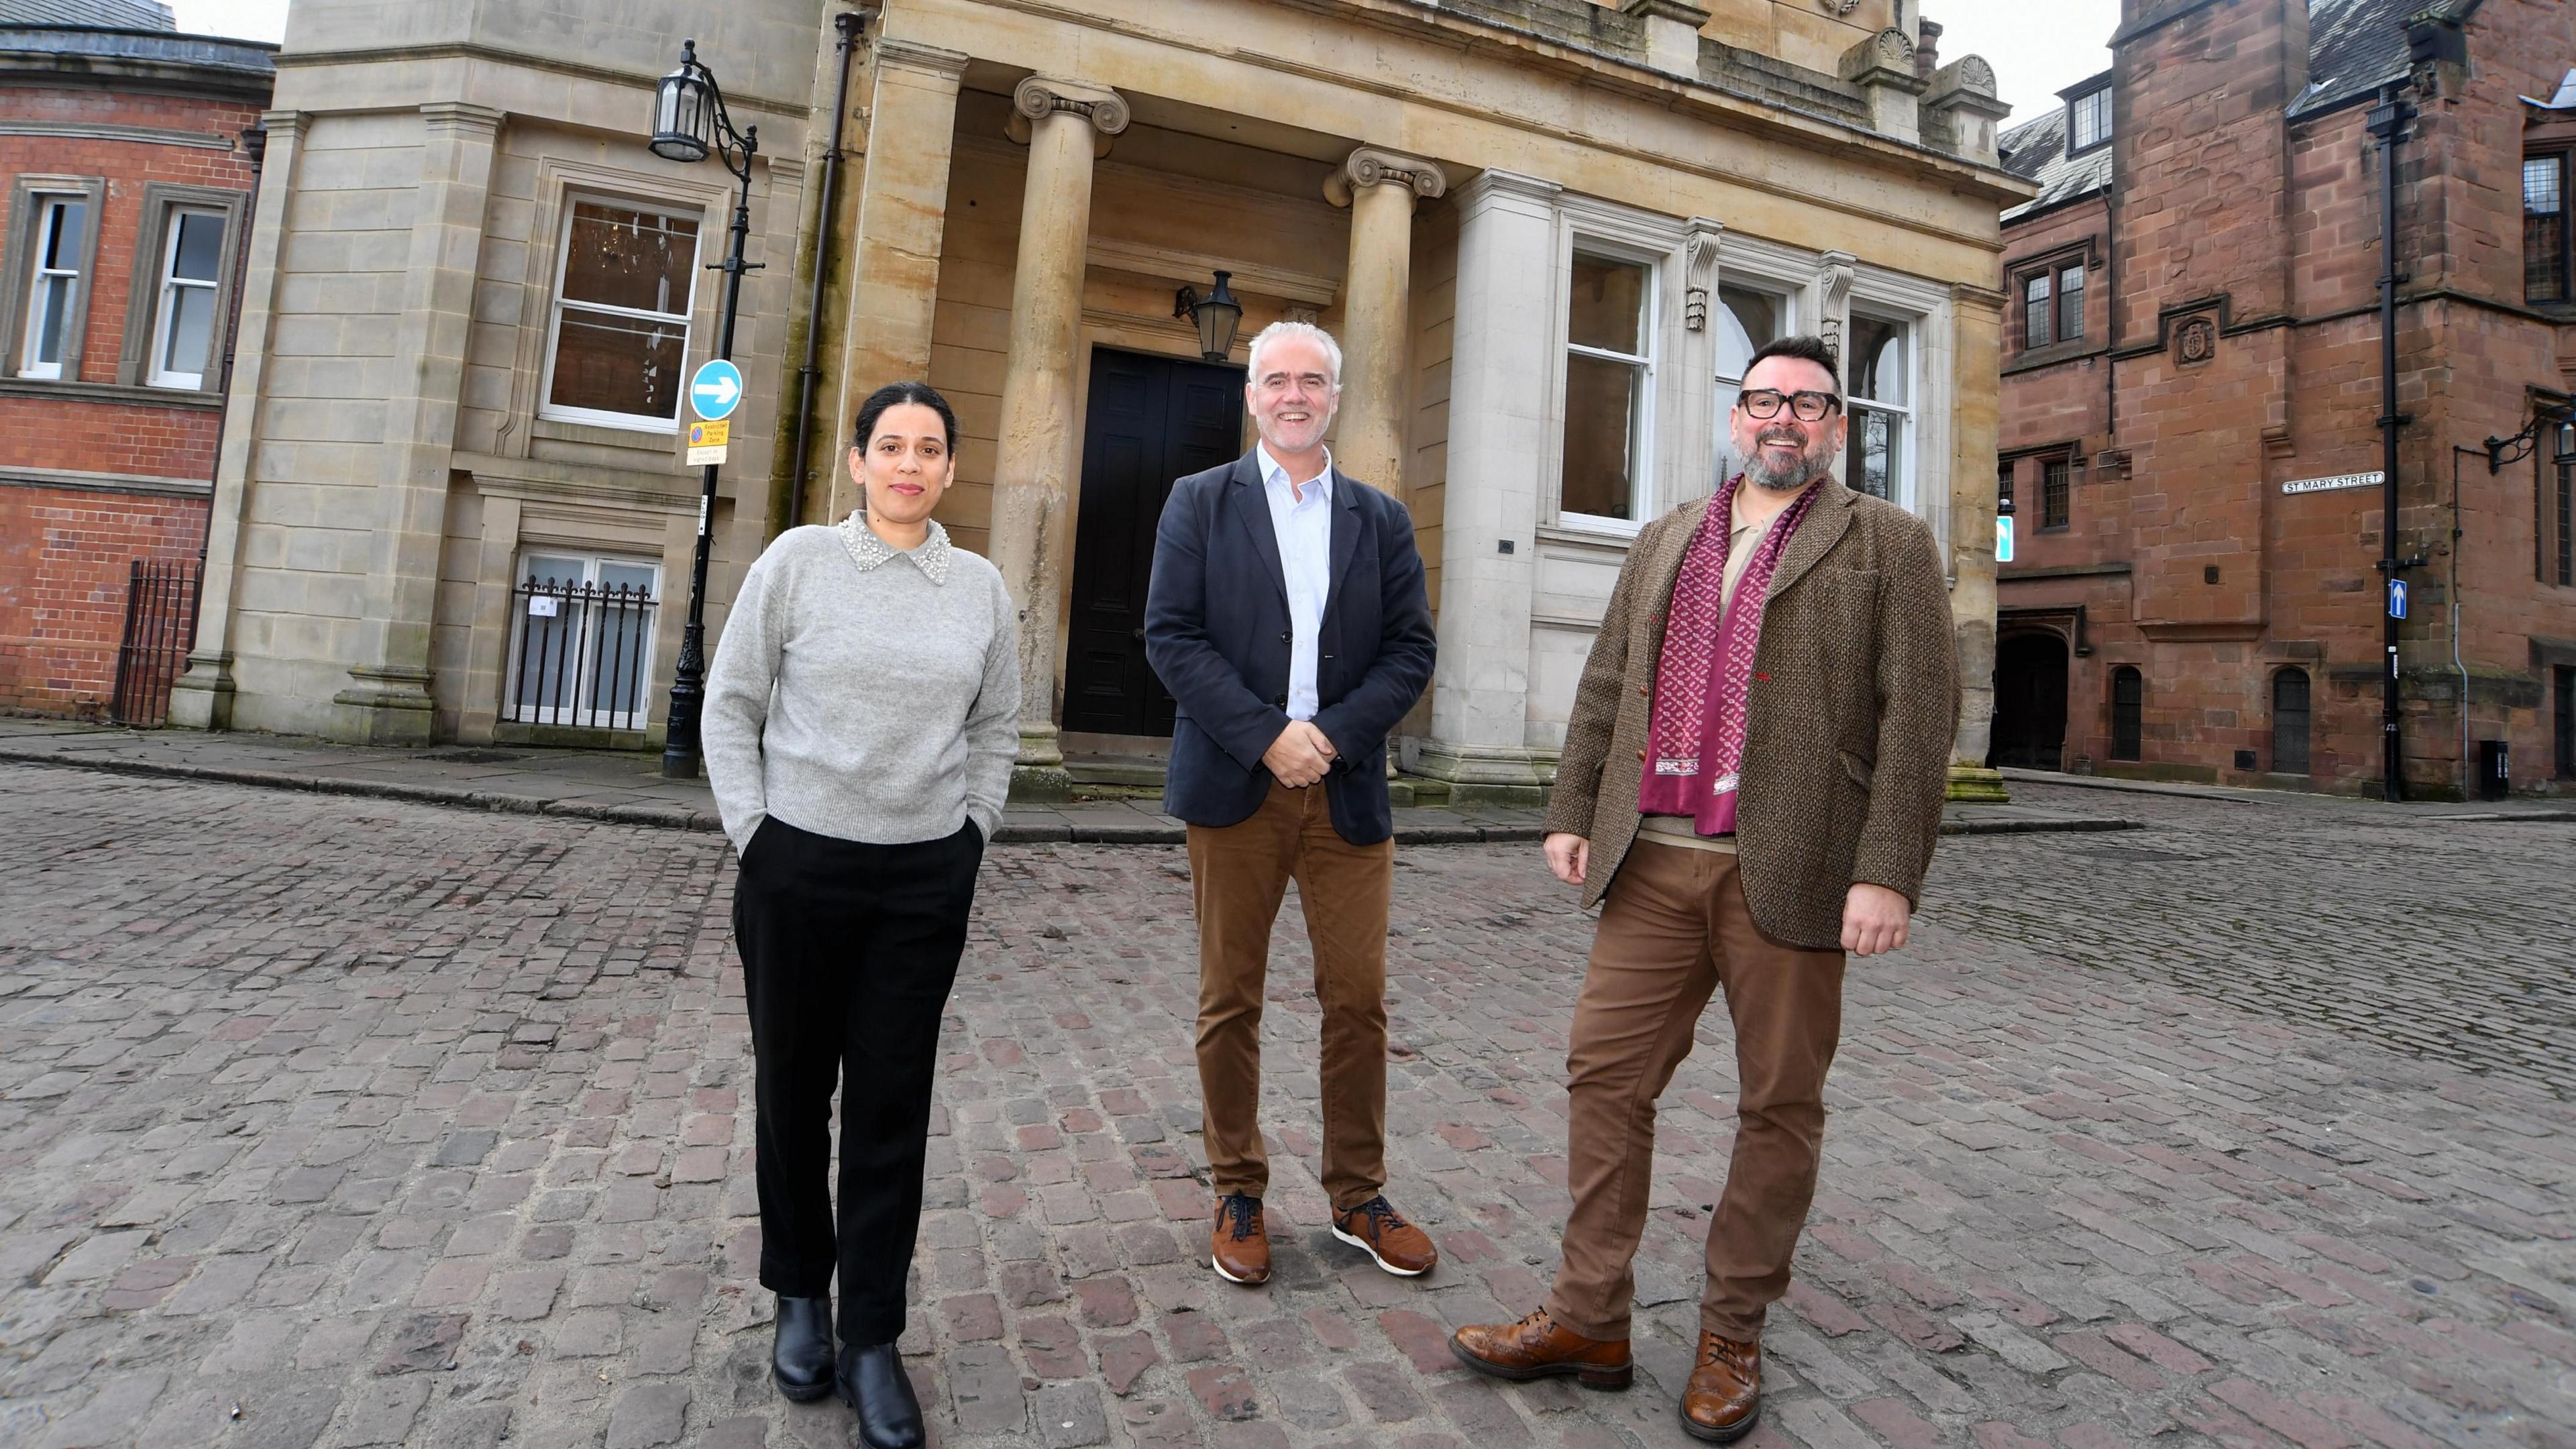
[652,38,761,780]
[1174,270,1243,362]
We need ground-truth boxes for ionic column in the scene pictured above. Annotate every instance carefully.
[1324,147,1445,500]
[987,76,1127,795]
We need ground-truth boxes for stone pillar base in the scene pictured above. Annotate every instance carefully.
[1945,763,2009,803]
[1011,722,1075,802]
[331,665,437,747]
[166,653,237,731]
[1405,739,1558,810]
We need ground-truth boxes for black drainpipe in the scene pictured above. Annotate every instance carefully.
[2367,83,2421,803]
[784,11,865,534]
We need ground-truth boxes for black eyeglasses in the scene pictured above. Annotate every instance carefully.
[1738,388,1842,422]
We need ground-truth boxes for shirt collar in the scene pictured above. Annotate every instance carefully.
[837,513,953,586]
[1256,442,1334,504]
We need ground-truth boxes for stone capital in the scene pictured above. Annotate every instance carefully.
[1455,169,1562,220]
[1950,280,2008,315]
[873,36,969,82]
[1011,76,1130,137]
[1325,146,1448,207]
[1682,217,1722,331]
[419,101,505,137]
[1619,0,1711,22]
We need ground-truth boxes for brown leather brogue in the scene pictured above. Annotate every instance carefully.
[1449,1307,1633,1390]
[1680,1331,1762,1442]
[1329,1195,1438,1276]
[1210,1193,1269,1285]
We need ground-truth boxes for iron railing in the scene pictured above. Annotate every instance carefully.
[503,574,659,731]
[110,559,198,727]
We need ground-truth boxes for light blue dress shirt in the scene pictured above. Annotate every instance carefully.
[1256,442,1334,722]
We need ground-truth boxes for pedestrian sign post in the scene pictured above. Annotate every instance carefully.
[689,359,743,423]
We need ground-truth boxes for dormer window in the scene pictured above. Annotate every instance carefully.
[2068,85,2112,155]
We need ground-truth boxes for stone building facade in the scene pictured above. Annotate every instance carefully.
[1994,0,2576,797]
[0,0,272,714]
[173,0,2031,803]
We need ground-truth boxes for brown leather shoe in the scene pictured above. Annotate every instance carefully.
[1680,1331,1762,1442]
[1330,1195,1437,1276]
[1210,1193,1269,1285]
[1450,1307,1632,1390]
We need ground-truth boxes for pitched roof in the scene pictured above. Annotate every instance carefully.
[1998,102,2112,223]
[0,0,175,28]
[1999,0,2432,224]
[2289,0,2415,118]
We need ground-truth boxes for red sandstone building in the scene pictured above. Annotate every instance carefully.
[0,0,272,718]
[1994,0,2576,797]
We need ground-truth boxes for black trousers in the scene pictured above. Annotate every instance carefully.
[732,814,983,1346]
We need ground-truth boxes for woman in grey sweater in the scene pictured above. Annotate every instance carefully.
[701,380,1017,1448]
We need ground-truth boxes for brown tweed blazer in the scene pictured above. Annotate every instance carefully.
[1542,483,1960,949]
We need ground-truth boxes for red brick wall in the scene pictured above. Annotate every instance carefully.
[0,75,262,715]
[0,487,208,715]
[1997,0,2576,795]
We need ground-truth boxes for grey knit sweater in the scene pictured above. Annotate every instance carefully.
[702,516,1020,852]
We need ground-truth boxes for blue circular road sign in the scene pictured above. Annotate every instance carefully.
[690,360,744,422]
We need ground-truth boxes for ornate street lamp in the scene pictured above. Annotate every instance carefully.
[1174,270,1242,363]
[650,38,761,780]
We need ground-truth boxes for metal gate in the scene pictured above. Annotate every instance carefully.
[109,559,199,727]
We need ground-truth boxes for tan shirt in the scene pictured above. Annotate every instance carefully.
[1638,493,1780,856]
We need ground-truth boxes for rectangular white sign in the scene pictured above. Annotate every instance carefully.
[2282,471,2383,495]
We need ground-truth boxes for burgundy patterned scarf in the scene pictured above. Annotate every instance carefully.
[1635,474,1823,835]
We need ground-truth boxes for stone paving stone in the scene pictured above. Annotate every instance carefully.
[0,765,2571,1446]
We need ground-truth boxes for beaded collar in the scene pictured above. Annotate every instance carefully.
[837,513,952,586]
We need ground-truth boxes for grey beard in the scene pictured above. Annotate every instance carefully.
[1742,437,1827,492]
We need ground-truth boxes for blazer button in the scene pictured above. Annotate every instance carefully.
[1275,694,1288,707]
[1280,631,1292,643]
[1636,749,1648,761]
[1638,685,1649,696]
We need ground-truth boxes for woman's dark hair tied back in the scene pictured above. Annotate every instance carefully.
[853,380,958,453]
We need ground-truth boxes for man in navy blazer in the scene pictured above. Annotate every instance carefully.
[1144,321,1436,1290]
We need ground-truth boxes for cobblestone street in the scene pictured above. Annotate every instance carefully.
[1,759,2570,1449]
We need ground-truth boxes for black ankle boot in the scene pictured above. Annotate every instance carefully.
[837,1341,925,1449]
[771,1295,834,1401]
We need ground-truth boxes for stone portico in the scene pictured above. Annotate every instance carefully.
[174,0,2031,804]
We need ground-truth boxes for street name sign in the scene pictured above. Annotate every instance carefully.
[2282,470,2383,495]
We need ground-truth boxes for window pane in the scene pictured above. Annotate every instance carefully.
[2528,156,2567,304]
[548,307,684,419]
[1850,316,1905,406]
[2072,89,2110,151]
[44,200,85,269]
[1998,458,2015,508]
[2042,457,2070,528]
[1716,286,1778,379]
[1562,353,1642,519]
[162,284,214,378]
[2059,265,2086,342]
[172,211,225,282]
[563,203,699,317]
[598,561,656,594]
[34,274,71,363]
[1847,403,1900,500]
[1568,253,1646,356]
[523,553,588,587]
[2025,273,2053,349]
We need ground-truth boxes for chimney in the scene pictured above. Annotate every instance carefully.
[1915,18,1941,82]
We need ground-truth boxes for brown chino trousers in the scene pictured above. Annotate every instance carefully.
[1543,838,1846,1342]
[1187,779,1393,1212]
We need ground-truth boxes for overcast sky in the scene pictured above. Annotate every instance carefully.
[168,0,2121,139]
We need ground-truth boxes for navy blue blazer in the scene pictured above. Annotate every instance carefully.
[1143,451,1436,845]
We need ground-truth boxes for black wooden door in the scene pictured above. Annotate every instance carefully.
[1988,632,2070,770]
[1061,348,1244,738]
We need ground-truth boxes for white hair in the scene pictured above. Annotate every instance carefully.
[1244,320,1343,390]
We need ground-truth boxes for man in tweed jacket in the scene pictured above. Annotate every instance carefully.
[1451,337,1958,1444]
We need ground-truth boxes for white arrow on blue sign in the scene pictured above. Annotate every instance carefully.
[690,359,743,422]
[2388,578,2408,619]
